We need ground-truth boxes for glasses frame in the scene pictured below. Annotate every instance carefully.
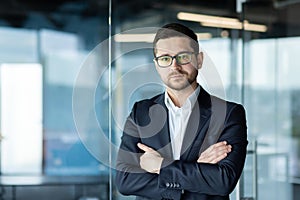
[153,51,197,68]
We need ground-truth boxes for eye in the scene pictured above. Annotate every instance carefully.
[158,56,171,62]
[178,53,191,62]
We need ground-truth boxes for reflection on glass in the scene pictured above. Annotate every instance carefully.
[42,29,108,175]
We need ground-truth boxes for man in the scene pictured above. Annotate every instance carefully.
[115,23,248,200]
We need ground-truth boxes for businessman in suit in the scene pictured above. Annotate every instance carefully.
[115,23,248,200]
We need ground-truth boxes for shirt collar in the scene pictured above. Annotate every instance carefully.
[164,85,200,111]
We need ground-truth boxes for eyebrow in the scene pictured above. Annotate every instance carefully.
[156,53,171,57]
[156,51,193,57]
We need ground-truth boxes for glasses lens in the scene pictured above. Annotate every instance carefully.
[176,53,192,65]
[157,56,172,67]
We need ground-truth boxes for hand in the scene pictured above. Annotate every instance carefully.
[137,143,164,174]
[197,141,232,164]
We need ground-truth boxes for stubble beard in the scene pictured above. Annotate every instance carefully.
[166,72,197,91]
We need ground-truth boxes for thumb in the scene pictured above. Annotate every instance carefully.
[137,143,154,152]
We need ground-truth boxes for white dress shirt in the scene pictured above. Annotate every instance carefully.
[164,86,200,160]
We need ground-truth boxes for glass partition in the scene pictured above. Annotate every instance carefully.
[242,1,300,200]
[1,0,300,199]
[0,1,111,199]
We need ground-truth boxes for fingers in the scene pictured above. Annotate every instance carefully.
[207,141,232,154]
[137,143,155,152]
[197,141,232,164]
[209,141,231,151]
[210,152,228,163]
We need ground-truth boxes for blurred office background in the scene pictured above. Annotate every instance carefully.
[0,0,300,199]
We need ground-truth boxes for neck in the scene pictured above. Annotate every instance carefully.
[167,82,198,107]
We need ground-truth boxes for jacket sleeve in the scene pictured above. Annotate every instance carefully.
[158,104,248,196]
[115,103,182,200]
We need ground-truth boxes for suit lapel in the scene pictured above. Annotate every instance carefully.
[151,88,212,161]
[180,88,212,161]
[153,94,173,160]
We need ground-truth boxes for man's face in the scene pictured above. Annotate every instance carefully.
[154,37,202,91]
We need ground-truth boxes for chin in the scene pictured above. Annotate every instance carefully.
[168,83,193,91]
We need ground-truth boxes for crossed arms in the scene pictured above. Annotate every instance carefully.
[137,141,232,174]
[115,103,248,199]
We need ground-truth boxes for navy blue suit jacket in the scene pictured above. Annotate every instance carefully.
[116,87,248,200]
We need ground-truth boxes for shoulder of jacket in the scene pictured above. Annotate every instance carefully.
[134,93,164,107]
[209,94,245,111]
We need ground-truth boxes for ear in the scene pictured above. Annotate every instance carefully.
[196,52,204,70]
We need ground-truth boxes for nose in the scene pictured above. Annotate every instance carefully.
[170,58,181,70]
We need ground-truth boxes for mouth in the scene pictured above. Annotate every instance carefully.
[169,73,185,79]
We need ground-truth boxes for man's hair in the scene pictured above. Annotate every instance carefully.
[153,23,199,56]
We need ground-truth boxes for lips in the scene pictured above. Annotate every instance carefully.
[169,74,183,79]
[169,73,185,79]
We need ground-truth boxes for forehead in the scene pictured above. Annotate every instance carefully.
[155,37,193,55]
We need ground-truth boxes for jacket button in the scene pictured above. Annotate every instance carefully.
[165,183,170,187]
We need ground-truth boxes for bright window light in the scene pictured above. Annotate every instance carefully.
[177,12,268,32]
[114,32,212,43]
[0,63,43,174]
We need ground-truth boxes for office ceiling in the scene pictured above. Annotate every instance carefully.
[0,0,300,38]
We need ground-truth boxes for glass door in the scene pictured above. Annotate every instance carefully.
[241,0,300,199]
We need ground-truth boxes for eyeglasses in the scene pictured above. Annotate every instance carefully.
[153,52,196,68]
